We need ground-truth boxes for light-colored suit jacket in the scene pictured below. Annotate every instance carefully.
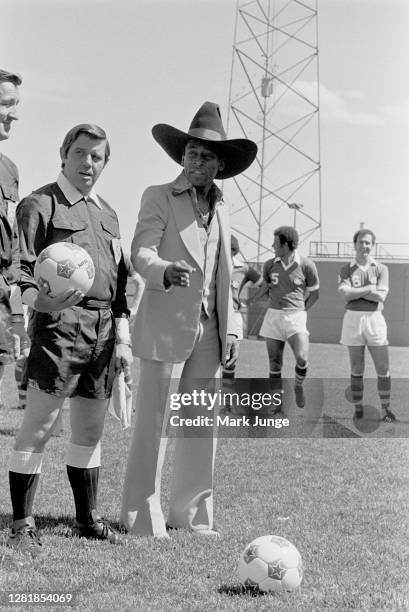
[131,173,239,364]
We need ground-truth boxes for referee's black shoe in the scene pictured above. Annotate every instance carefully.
[7,517,43,556]
[72,511,123,544]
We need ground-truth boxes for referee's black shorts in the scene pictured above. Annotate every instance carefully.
[27,306,116,399]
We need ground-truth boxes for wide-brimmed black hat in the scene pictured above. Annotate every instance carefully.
[152,101,258,180]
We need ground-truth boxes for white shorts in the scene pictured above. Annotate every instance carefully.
[340,310,388,346]
[259,308,308,342]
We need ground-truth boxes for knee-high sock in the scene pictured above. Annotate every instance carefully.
[66,442,101,525]
[350,374,364,405]
[377,375,391,411]
[9,450,43,521]
[269,371,283,412]
[269,371,283,392]
[295,363,308,386]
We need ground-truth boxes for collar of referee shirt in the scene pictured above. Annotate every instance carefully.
[57,172,101,207]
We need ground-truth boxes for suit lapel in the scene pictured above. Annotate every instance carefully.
[168,190,204,272]
[216,204,231,274]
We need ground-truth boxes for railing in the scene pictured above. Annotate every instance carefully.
[309,242,409,260]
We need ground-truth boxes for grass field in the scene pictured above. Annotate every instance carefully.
[0,341,408,611]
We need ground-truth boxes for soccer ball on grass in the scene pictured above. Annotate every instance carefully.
[238,535,303,593]
[34,242,95,296]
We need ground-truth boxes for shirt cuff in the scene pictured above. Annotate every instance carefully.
[115,317,131,344]
[9,285,24,314]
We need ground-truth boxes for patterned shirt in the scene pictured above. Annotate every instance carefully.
[263,252,319,311]
[171,172,223,318]
[338,259,388,312]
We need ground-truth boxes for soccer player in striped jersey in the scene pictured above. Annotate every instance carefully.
[259,226,319,409]
[338,229,396,423]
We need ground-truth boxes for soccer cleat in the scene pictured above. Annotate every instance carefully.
[381,409,397,424]
[354,405,364,419]
[271,407,285,417]
[294,385,305,409]
[72,511,122,544]
[7,517,43,556]
[269,389,284,415]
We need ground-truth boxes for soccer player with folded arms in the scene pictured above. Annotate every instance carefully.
[338,228,396,423]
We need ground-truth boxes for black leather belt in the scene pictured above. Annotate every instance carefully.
[77,298,112,310]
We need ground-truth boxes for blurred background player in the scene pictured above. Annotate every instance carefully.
[0,69,30,408]
[259,226,319,410]
[338,228,396,423]
[222,235,262,412]
[229,235,262,340]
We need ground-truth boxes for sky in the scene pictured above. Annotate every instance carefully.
[1,0,409,259]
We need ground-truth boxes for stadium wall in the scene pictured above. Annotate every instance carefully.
[246,259,409,347]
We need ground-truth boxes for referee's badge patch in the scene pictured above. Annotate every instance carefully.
[111,238,122,264]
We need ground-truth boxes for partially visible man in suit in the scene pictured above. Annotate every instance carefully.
[0,69,30,406]
[121,102,257,537]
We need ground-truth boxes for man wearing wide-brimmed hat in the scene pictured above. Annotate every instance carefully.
[121,102,257,537]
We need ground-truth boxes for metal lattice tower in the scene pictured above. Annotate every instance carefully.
[224,0,322,263]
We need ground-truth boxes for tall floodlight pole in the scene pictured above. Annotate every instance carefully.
[224,0,322,263]
[257,1,270,263]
